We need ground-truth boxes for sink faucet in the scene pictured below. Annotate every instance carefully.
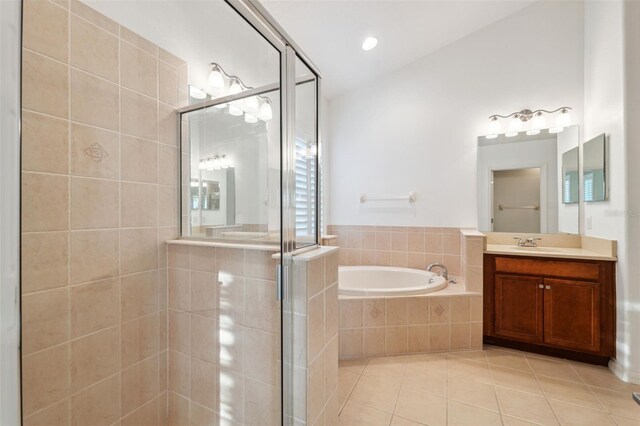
[514,236,542,247]
[426,263,448,280]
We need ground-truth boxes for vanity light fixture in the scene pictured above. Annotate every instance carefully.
[362,36,378,51]
[486,107,573,138]
[190,62,274,121]
[201,155,234,171]
[207,63,225,89]
[259,98,273,121]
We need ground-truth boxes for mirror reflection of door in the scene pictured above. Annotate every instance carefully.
[492,168,541,233]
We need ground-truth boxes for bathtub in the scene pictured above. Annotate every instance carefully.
[339,266,447,297]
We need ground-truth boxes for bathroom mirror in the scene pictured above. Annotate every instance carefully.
[477,125,580,234]
[583,133,607,202]
[562,147,579,204]
[184,103,278,241]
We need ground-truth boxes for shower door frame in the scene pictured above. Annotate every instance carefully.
[178,1,323,424]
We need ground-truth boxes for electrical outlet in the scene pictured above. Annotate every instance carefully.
[587,216,593,230]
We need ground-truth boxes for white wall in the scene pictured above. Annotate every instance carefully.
[584,0,640,383]
[328,1,584,227]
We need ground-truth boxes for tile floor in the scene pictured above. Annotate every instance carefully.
[338,346,640,425]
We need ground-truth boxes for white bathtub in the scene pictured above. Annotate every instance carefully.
[339,266,447,297]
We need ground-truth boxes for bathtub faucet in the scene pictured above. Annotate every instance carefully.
[426,263,448,280]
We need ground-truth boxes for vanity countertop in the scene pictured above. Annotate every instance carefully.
[485,244,617,261]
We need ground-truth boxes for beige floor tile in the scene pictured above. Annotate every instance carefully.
[395,387,446,426]
[501,415,540,425]
[403,353,450,374]
[549,400,615,426]
[339,401,392,426]
[536,375,606,411]
[571,362,640,393]
[610,414,640,425]
[402,367,447,397]
[339,358,367,376]
[490,365,543,395]
[590,387,640,420]
[495,386,559,425]
[447,375,499,411]
[527,355,581,383]
[447,400,502,426]
[361,356,406,381]
[486,348,532,372]
[349,374,402,413]
[391,415,425,425]
[447,358,493,384]
[338,371,360,411]
[447,350,488,363]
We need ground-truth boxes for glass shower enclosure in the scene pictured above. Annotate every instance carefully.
[178,0,321,423]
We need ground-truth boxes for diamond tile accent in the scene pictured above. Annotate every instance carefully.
[83,143,109,163]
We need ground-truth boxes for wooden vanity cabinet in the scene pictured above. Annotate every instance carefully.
[484,254,615,364]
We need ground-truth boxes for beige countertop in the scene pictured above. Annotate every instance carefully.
[485,244,617,261]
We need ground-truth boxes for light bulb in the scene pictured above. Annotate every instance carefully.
[243,96,259,114]
[189,86,207,100]
[212,156,221,170]
[549,127,564,134]
[527,112,546,135]
[206,158,214,170]
[485,134,498,139]
[362,37,378,51]
[488,117,500,133]
[220,155,229,169]
[259,100,273,121]
[244,113,258,123]
[505,116,523,137]
[208,64,225,89]
[229,102,243,116]
[556,108,571,128]
[526,129,541,136]
[198,159,207,170]
[229,78,242,95]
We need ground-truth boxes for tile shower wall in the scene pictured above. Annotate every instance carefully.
[20,1,186,424]
[167,244,281,425]
[290,247,340,425]
[338,294,483,359]
[327,225,463,276]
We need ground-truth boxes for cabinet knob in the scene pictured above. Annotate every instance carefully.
[538,284,544,289]
[545,285,551,290]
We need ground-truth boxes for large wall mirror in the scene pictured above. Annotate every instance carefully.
[477,126,580,234]
[583,133,607,202]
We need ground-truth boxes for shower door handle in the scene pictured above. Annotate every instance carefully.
[276,263,283,301]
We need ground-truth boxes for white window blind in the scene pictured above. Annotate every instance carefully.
[295,138,316,237]
[584,172,594,202]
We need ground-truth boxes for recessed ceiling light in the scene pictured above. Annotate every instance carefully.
[362,37,378,51]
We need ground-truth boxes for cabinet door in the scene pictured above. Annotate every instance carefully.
[543,278,601,352]
[494,274,544,343]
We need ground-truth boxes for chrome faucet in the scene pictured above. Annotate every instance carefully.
[426,263,448,280]
[514,236,542,247]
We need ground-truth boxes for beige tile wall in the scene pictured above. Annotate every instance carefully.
[327,225,463,277]
[290,247,340,425]
[20,1,186,424]
[338,294,483,359]
[167,244,281,425]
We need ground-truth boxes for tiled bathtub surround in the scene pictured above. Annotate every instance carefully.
[167,243,281,425]
[20,1,186,424]
[289,247,340,425]
[339,294,483,359]
[327,225,464,277]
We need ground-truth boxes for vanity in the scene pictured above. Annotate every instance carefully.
[482,235,616,364]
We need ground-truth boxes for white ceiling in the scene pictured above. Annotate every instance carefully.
[261,0,536,99]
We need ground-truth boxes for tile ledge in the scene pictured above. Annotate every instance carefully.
[166,238,279,251]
